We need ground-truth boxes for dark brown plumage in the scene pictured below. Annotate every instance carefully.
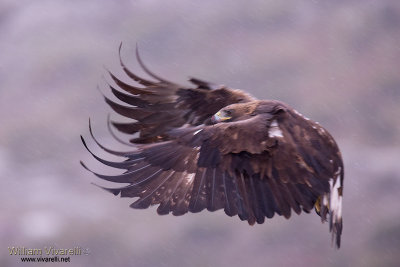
[81,44,344,248]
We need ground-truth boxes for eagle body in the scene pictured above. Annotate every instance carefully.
[81,45,344,248]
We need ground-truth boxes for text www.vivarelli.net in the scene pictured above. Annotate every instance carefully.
[20,256,71,263]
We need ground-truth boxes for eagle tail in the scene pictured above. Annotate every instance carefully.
[314,168,343,249]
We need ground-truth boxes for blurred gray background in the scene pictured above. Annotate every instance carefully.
[1,0,400,266]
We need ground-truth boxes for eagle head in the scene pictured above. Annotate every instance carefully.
[211,102,258,123]
[212,109,233,123]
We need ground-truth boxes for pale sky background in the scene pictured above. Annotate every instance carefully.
[1,1,400,266]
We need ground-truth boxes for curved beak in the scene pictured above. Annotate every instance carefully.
[211,112,220,123]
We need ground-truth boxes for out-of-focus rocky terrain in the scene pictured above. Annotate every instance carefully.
[1,1,400,266]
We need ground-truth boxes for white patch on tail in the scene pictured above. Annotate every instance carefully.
[320,167,343,248]
[329,176,342,222]
[328,167,343,230]
[268,120,283,138]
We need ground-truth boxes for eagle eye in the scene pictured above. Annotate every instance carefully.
[224,110,232,116]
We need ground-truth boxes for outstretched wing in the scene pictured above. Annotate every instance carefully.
[105,44,254,143]
[81,104,344,247]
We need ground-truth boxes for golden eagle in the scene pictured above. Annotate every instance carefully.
[81,45,344,248]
